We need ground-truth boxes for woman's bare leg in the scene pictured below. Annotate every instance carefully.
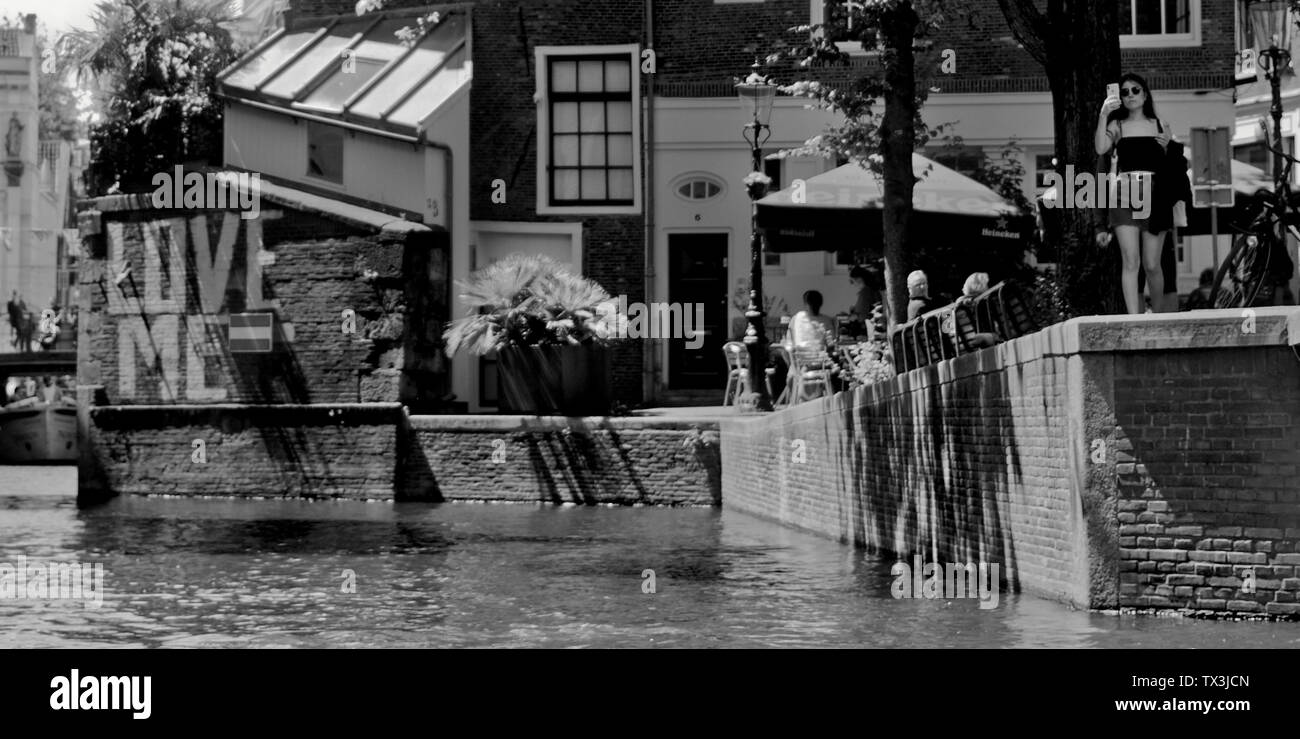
[1142,229,1166,312]
[1115,225,1142,314]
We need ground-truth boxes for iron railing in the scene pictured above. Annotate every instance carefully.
[889,281,1039,374]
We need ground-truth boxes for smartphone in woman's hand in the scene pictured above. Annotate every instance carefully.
[1106,83,1119,100]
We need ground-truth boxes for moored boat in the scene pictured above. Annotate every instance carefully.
[0,396,78,463]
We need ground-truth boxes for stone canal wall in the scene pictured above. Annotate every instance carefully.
[722,308,1300,617]
[403,415,722,505]
[79,406,720,504]
[81,403,404,499]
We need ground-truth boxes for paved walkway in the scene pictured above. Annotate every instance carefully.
[632,406,737,422]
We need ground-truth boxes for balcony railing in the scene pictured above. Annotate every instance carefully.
[888,281,1040,374]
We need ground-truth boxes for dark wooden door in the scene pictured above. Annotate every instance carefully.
[668,233,728,389]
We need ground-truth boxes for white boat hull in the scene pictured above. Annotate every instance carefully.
[0,402,77,463]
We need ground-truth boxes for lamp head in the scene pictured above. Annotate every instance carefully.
[735,60,777,127]
[1250,1,1292,54]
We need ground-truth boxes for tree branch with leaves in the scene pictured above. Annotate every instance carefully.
[770,0,969,326]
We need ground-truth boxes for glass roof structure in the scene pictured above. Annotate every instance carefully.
[217,6,470,141]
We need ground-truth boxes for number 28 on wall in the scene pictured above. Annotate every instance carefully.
[426,197,439,218]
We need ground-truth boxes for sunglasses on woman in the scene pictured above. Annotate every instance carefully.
[1121,86,1143,97]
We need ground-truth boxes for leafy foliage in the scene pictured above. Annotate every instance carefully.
[443,253,622,357]
[835,338,896,388]
[1028,269,1074,326]
[63,0,242,195]
[769,0,967,173]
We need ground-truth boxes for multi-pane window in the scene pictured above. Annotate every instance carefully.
[546,54,635,207]
[931,147,985,180]
[1121,0,1191,36]
[676,179,723,200]
[820,0,857,44]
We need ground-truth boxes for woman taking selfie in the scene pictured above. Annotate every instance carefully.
[1095,72,1176,314]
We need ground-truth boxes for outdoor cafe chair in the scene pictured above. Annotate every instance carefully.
[790,346,835,404]
[995,281,1039,339]
[722,341,749,406]
[770,343,794,408]
[723,340,782,409]
[921,310,955,364]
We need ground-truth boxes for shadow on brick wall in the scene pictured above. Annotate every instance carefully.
[836,366,1023,586]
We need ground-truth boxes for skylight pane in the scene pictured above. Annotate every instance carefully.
[386,47,468,127]
[223,29,320,90]
[347,13,466,120]
[301,58,386,110]
[261,20,368,99]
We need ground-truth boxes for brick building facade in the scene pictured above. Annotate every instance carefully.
[269,1,1238,409]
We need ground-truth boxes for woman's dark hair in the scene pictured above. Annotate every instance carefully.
[1108,72,1159,124]
[803,290,823,314]
[850,266,869,282]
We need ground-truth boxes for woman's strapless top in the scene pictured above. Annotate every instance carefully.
[1116,136,1165,174]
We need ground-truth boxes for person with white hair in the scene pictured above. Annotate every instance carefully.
[906,270,937,322]
[955,272,999,350]
[962,272,989,298]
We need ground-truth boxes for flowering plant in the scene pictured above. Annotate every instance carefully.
[743,171,773,199]
[835,338,895,388]
[65,0,240,194]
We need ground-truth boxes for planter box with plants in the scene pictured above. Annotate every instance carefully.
[444,254,622,416]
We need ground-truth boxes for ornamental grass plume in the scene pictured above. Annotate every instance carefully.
[443,253,620,357]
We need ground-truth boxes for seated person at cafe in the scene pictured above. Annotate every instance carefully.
[849,264,886,335]
[906,270,939,322]
[955,272,999,349]
[785,290,836,350]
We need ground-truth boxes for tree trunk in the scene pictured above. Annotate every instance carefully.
[996,0,1123,316]
[880,2,921,327]
[1045,2,1122,316]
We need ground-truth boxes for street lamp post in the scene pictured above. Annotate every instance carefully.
[1250,1,1293,194]
[736,62,777,412]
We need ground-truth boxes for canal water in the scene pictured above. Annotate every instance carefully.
[3,466,1300,648]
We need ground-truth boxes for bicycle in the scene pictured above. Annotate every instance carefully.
[1210,140,1300,308]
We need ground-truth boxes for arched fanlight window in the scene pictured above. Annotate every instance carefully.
[674,174,724,201]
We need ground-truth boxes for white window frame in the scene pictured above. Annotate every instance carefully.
[763,249,785,275]
[470,221,584,273]
[1120,0,1201,49]
[670,172,727,202]
[824,250,854,275]
[535,44,642,216]
[810,0,876,57]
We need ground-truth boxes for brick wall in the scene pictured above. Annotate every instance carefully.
[403,414,721,504]
[76,191,447,408]
[75,183,450,503]
[79,406,721,504]
[468,1,647,403]
[722,321,1099,608]
[1110,347,1300,617]
[924,0,1235,94]
[82,404,404,498]
[723,309,1300,617]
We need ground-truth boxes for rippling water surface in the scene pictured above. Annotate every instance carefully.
[3,466,1299,648]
